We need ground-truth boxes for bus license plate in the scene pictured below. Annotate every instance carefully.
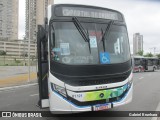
[93,103,111,111]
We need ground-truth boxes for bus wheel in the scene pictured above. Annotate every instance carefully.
[138,68,141,72]
[153,67,155,72]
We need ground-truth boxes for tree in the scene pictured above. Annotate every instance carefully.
[0,50,7,65]
[15,60,21,66]
[21,52,28,57]
[14,58,21,66]
[31,55,35,61]
[144,52,153,57]
[156,54,160,58]
[21,52,28,66]
[136,50,144,56]
[31,55,35,66]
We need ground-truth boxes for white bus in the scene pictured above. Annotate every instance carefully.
[143,57,158,72]
[132,56,159,72]
[37,4,133,113]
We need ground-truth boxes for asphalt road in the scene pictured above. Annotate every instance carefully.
[0,70,160,120]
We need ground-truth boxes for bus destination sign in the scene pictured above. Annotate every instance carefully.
[55,6,123,21]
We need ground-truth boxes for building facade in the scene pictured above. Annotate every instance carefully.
[0,39,36,57]
[0,0,19,40]
[25,0,53,42]
[133,33,143,55]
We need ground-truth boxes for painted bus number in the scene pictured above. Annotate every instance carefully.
[72,94,82,99]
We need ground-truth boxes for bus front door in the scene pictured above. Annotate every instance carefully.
[37,25,49,108]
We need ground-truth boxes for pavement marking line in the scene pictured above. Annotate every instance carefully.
[151,101,160,120]
[30,94,39,97]
[139,77,144,79]
[0,89,15,93]
[0,83,38,91]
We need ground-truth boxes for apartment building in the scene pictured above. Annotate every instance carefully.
[0,39,37,57]
[0,0,19,40]
[25,0,54,42]
[133,33,143,55]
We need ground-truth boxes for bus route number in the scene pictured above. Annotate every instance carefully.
[72,94,83,99]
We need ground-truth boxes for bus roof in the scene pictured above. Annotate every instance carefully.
[133,56,158,59]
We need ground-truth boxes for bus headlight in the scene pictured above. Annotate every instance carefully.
[51,83,67,97]
[128,72,133,89]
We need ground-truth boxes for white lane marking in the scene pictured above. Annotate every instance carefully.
[0,89,15,93]
[151,101,160,120]
[139,77,144,80]
[155,102,160,111]
[0,83,38,91]
[30,94,39,97]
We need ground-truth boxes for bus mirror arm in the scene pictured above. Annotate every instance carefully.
[43,17,49,43]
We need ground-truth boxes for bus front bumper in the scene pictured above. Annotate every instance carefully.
[50,84,133,114]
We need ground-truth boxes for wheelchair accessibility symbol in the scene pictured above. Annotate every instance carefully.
[100,52,110,64]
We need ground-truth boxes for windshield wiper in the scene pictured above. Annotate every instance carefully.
[72,17,91,53]
[101,20,114,52]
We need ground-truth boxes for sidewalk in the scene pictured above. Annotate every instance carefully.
[0,72,37,88]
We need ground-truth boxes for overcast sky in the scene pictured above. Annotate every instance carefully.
[18,0,160,54]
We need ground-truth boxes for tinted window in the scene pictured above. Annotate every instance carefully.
[50,22,130,65]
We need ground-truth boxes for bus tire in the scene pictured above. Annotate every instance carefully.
[153,67,155,72]
[138,68,141,72]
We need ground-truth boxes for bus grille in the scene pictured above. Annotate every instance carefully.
[53,70,131,86]
[78,77,125,86]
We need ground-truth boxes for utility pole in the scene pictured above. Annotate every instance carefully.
[28,0,31,83]
[153,47,156,56]
[150,47,156,56]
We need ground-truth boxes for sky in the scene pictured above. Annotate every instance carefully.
[18,0,160,54]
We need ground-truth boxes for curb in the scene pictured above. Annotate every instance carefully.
[0,83,38,91]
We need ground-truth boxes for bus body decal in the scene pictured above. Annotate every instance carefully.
[67,84,128,102]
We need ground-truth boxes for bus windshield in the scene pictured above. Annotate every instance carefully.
[50,21,130,65]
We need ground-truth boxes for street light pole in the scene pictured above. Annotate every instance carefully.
[153,47,156,56]
[28,0,31,83]
[150,47,156,56]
